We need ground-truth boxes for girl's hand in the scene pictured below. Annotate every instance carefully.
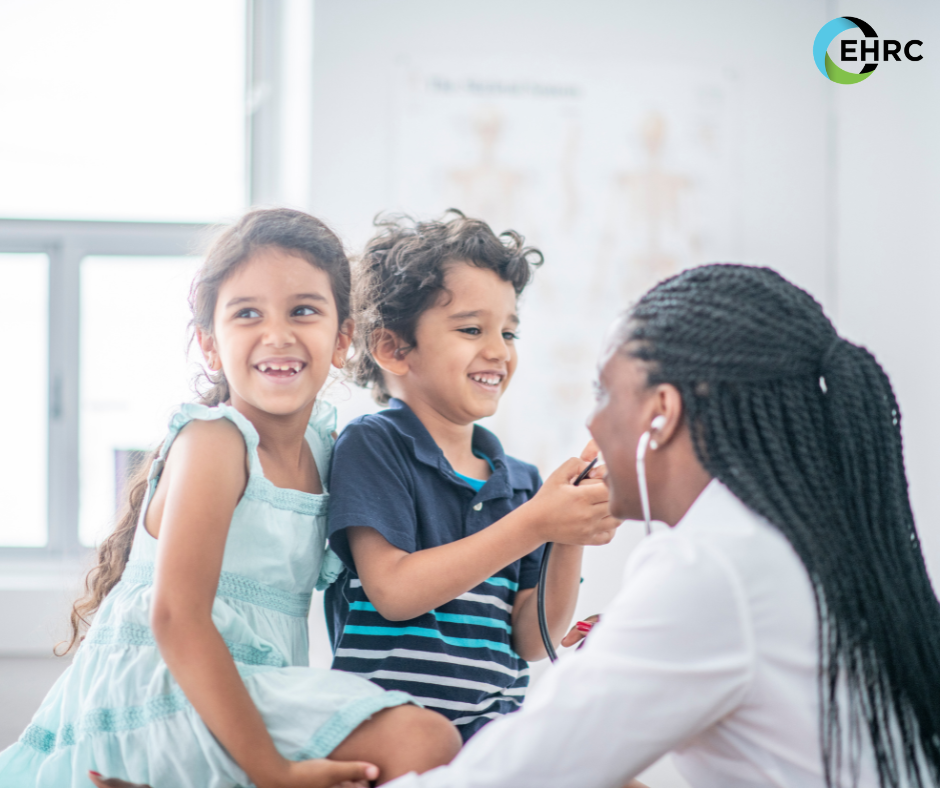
[525,442,620,546]
[560,614,600,649]
[267,758,379,788]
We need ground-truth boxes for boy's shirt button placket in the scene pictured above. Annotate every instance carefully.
[473,502,483,511]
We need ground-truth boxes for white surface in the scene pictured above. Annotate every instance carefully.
[388,481,877,788]
[307,0,940,617]
[309,0,834,504]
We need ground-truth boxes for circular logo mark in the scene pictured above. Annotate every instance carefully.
[814,16,879,83]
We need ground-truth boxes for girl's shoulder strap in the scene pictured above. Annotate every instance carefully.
[152,402,262,480]
[308,399,338,440]
[306,399,338,477]
[135,402,262,537]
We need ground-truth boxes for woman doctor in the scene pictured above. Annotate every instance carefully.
[385,264,940,788]
[97,264,940,788]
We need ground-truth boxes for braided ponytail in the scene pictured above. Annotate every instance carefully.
[622,264,940,788]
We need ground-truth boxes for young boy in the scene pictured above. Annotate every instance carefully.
[325,211,616,740]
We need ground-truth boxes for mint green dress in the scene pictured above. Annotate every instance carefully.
[0,402,412,788]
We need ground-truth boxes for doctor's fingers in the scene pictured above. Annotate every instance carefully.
[578,439,600,463]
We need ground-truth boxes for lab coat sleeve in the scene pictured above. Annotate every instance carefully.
[388,532,756,788]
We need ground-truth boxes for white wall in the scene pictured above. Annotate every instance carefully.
[308,0,940,586]
[834,0,940,580]
[307,3,940,783]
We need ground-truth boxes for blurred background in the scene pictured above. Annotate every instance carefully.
[0,1,938,784]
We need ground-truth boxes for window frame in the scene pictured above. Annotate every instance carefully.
[0,219,209,562]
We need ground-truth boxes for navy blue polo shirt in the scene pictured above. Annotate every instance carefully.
[325,398,544,740]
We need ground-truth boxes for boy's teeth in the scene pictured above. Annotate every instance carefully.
[470,374,501,385]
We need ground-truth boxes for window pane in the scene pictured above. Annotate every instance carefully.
[80,257,202,546]
[0,255,48,547]
[0,0,246,222]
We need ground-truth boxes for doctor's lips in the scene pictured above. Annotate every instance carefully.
[254,357,306,377]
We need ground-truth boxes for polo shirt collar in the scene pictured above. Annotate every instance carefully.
[385,398,535,494]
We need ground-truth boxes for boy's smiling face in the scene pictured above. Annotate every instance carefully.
[395,262,519,425]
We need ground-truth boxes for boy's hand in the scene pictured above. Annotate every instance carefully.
[525,442,620,546]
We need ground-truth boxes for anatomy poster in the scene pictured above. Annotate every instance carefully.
[389,58,742,469]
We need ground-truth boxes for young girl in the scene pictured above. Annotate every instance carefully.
[0,209,461,788]
[325,211,618,741]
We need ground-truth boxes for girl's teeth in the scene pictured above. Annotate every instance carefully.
[257,363,301,373]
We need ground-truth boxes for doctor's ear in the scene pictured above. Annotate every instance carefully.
[648,384,683,450]
[371,329,411,377]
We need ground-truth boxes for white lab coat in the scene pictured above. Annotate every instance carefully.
[389,480,879,788]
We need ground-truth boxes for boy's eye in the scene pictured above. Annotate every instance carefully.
[235,307,261,319]
[458,327,481,336]
[502,331,518,342]
[292,305,319,317]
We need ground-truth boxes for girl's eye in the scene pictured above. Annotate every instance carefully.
[293,305,318,317]
[235,308,261,319]
[502,331,518,342]
[458,327,481,336]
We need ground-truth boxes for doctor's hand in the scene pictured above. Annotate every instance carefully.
[561,614,600,649]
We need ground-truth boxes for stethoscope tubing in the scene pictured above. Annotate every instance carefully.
[537,456,599,663]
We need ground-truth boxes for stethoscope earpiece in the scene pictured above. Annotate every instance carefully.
[636,416,666,535]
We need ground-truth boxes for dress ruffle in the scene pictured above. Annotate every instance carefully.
[0,400,412,787]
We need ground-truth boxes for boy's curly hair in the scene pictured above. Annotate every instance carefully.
[350,209,544,403]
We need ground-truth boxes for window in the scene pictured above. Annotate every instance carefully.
[0,0,248,558]
[0,254,49,547]
[79,256,202,546]
[0,222,209,557]
[0,0,246,222]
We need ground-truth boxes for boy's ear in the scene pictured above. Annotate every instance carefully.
[196,328,221,372]
[332,318,354,369]
[371,329,410,378]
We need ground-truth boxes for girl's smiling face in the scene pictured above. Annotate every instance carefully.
[198,246,351,419]
[392,262,519,425]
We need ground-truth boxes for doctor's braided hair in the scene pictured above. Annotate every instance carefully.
[619,263,940,788]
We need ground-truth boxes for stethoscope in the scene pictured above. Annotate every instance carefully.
[537,415,666,662]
